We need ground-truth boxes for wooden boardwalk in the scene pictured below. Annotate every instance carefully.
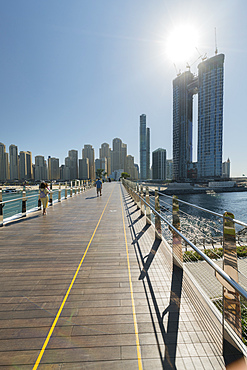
[0,183,228,369]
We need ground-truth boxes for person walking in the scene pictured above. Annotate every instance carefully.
[39,182,49,215]
[95,178,102,197]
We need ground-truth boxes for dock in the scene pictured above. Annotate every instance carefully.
[0,182,242,369]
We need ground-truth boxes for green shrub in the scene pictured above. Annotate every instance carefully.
[183,246,247,262]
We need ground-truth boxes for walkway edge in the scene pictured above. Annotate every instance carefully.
[32,186,115,369]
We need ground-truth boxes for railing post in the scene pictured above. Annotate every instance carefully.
[140,185,145,215]
[137,184,141,209]
[155,189,162,239]
[70,181,73,197]
[65,182,68,199]
[22,187,27,217]
[49,183,53,206]
[0,188,4,226]
[223,211,242,339]
[146,186,151,225]
[58,183,61,202]
[172,195,183,265]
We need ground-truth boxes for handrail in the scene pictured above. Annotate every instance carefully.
[128,184,247,302]
[0,183,92,225]
[0,187,80,205]
[157,190,247,228]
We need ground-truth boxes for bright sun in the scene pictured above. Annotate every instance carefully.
[166,24,198,65]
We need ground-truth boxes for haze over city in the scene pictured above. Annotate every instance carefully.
[1,0,247,177]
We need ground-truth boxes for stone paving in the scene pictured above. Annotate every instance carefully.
[0,182,238,369]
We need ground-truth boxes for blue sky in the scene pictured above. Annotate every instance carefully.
[0,0,246,177]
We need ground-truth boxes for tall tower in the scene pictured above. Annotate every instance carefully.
[197,54,225,179]
[48,157,59,180]
[173,71,194,181]
[68,150,78,180]
[152,148,166,181]
[146,127,150,179]
[139,114,150,180]
[19,151,33,180]
[9,144,19,180]
[99,143,111,175]
[35,156,47,181]
[82,145,95,180]
[0,143,6,181]
[112,138,122,172]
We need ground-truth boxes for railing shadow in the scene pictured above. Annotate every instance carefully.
[123,191,182,369]
[4,214,41,227]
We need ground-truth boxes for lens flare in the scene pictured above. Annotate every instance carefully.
[166,24,198,64]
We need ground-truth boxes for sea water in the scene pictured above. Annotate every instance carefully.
[2,189,65,222]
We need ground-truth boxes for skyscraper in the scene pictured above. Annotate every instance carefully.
[79,158,89,180]
[125,155,138,180]
[68,150,78,180]
[139,114,150,180]
[9,144,19,180]
[19,151,33,180]
[112,138,123,172]
[152,148,166,181]
[0,143,6,182]
[197,54,225,179]
[172,53,225,181]
[173,71,194,181]
[99,143,111,176]
[82,145,95,180]
[48,157,59,180]
[35,156,47,181]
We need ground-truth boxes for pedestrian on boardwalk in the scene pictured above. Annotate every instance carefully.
[39,182,49,215]
[95,178,102,197]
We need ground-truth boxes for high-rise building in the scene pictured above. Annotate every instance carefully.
[166,159,173,181]
[139,114,150,180]
[222,158,230,178]
[197,54,225,179]
[125,155,138,180]
[35,156,47,181]
[19,151,33,180]
[99,143,111,175]
[121,143,127,171]
[0,143,6,181]
[112,138,122,172]
[79,158,89,180]
[152,148,166,181]
[95,158,107,177]
[82,145,95,180]
[172,53,225,181]
[173,71,194,181]
[9,144,19,180]
[48,157,59,180]
[5,153,10,180]
[68,150,78,180]
[63,157,71,180]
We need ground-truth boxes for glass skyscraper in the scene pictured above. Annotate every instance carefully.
[172,53,225,181]
[197,54,225,179]
[173,71,194,181]
[139,114,150,180]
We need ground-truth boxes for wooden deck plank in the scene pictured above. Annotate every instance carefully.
[0,183,227,369]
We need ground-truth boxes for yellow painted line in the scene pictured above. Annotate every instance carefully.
[33,187,115,369]
[120,187,143,370]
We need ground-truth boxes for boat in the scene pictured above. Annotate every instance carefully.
[4,188,19,193]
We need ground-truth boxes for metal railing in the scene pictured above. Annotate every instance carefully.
[123,179,247,354]
[0,180,93,226]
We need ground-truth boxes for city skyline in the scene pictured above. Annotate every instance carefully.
[0,136,138,182]
[1,1,247,177]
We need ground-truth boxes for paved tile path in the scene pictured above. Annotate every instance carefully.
[0,183,227,369]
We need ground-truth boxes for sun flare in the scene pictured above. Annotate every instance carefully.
[166,24,198,65]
